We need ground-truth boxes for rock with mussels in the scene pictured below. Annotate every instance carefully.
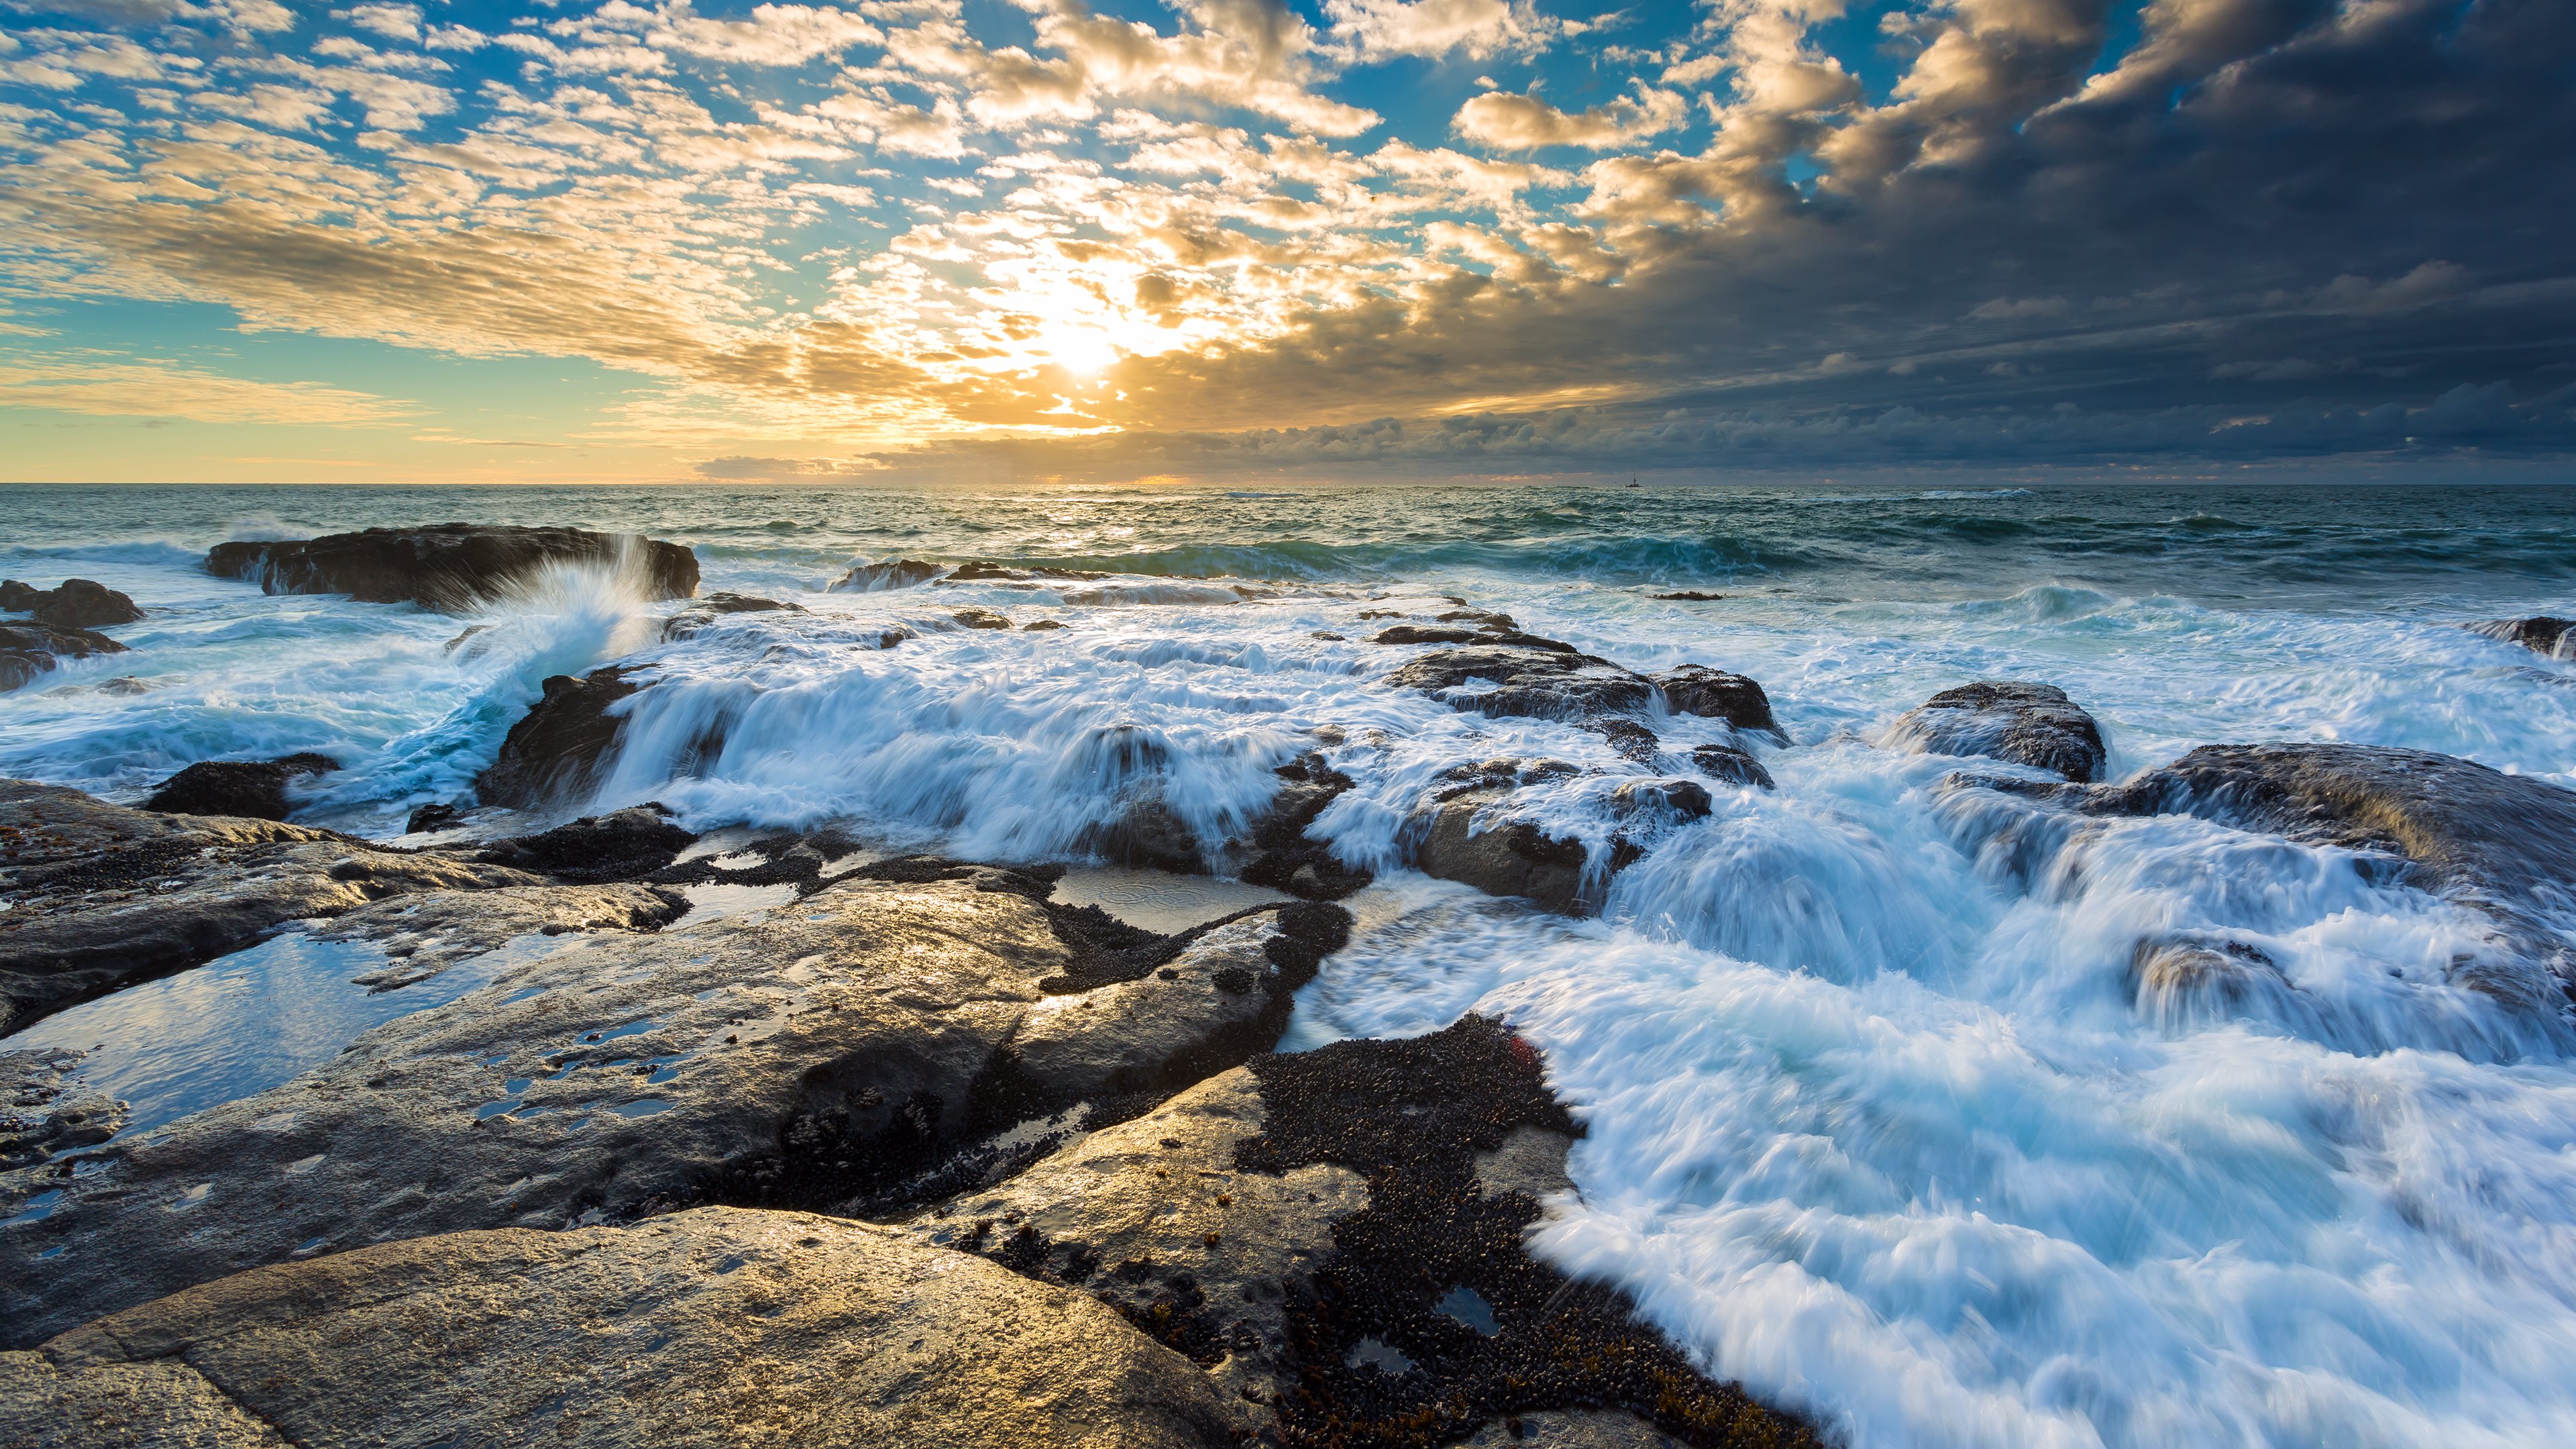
[0,780,541,1036]
[0,578,144,630]
[0,865,1350,1344]
[0,1206,1238,1449]
[1888,681,2107,782]
[205,524,699,612]
[909,1015,1818,1449]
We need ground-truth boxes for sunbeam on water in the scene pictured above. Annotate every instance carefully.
[7,480,2576,1447]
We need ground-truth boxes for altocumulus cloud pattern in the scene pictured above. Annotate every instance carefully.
[1,0,2571,479]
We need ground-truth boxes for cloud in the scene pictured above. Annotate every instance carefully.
[0,358,413,424]
[1324,0,1562,62]
[1454,87,1690,149]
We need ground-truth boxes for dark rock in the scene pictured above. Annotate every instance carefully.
[833,557,947,591]
[1388,644,1654,722]
[1085,792,1203,873]
[1588,718,1662,763]
[475,804,696,883]
[206,525,698,612]
[0,781,540,1036]
[1610,777,1713,824]
[142,753,340,821]
[1889,681,2106,782]
[2471,616,2575,659]
[0,578,144,629]
[1,1049,128,1171]
[1437,608,1518,630]
[1308,631,1346,641]
[406,802,466,834]
[1690,744,1776,790]
[953,607,1014,630]
[1025,619,1067,631]
[0,621,125,692]
[1238,755,1373,901]
[1652,665,1779,735]
[1431,758,1578,802]
[474,666,642,810]
[2129,935,2291,1029]
[1650,590,1726,601]
[1,1207,1238,1449]
[1410,788,1597,914]
[660,592,801,641]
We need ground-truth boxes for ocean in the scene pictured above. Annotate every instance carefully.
[7,478,2576,1447]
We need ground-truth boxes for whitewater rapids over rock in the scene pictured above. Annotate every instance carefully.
[9,480,2576,1448]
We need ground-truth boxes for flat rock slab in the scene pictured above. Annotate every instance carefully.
[3,1206,1233,1449]
[0,782,539,1035]
[205,525,698,612]
[1886,681,2106,782]
[3,875,1336,1346]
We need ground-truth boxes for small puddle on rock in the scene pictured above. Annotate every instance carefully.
[1052,867,1289,934]
[678,881,800,923]
[0,930,551,1142]
[1436,1284,1500,1335]
[1345,1337,1414,1375]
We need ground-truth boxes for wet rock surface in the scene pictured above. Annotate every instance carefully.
[1,579,144,630]
[472,666,643,810]
[3,1049,128,1171]
[205,524,699,612]
[1409,788,1597,916]
[0,869,1348,1344]
[1651,666,1778,737]
[1888,682,2107,782]
[0,621,127,693]
[2471,616,2574,658]
[953,606,1014,630]
[142,755,340,822]
[1690,745,1774,790]
[1,1206,1236,1449]
[2098,743,2576,1000]
[1387,643,1655,723]
[916,1017,1815,1449]
[0,782,539,1036]
[311,881,690,986]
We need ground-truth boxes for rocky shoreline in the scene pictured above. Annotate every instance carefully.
[8,525,2576,1446]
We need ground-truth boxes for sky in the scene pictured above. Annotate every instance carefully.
[1,0,2571,484]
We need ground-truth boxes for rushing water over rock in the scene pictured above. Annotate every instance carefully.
[7,480,2576,1448]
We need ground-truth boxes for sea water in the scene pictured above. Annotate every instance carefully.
[6,479,2576,1448]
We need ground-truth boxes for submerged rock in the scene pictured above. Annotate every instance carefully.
[660,592,802,641]
[0,869,1347,1343]
[0,622,125,694]
[0,781,539,1036]
[1888,681,2107,782]
[205,524,699,612]
[1236,753,1373,900]
[1,1207,1236,1449]
[2471,616,2575,659]
[913,1017,1817,1449]
[832,557,946,591]
[474,667,643,810]
[952,606,1014,631]
[0,578,144,630]
[142,753,340,821]
[1690,743,1776,790]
